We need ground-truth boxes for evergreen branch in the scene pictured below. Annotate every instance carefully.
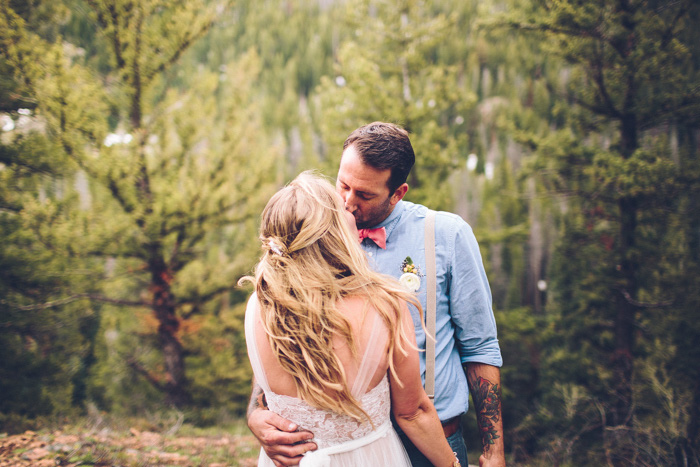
[0,3,39,91]
[571,92,621,119]
[588,44,623,119]
[125,355,166,392]
[162,199,253,237]
[107,174,135,214]
[83,250,146,262]
[507,21,625,55]
[619,289,673,308]
[180,304,200,321]
[0,94,38,112]
[55,120,102,181]
[0,205,21,213]
[544,78,621,119]
[177,285,233,312]
[638,91,700,129]
[129,6,144,129]
[0,148,55,176]
[166,229,189,273]
[85,0,126,70]
[173,207,256,264]
[134,147,154,229]
[143,19,216,87]
[0,294,148,311]
[659,2,691,47]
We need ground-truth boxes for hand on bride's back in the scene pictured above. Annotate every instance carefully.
[248,407,317,466]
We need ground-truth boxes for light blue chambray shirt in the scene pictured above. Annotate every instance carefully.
[361,200,503,421]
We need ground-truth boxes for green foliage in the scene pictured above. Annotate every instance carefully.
[0,0,102,426]
[314,0,475,209]
[1,0,279,416]
[2,0,700,463]
[183,296,253,420]
[499,0,700,462]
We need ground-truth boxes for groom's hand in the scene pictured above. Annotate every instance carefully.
[248,407,317,467]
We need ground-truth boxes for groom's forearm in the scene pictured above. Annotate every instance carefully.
[464,362,506,465]
[246,379,317,466]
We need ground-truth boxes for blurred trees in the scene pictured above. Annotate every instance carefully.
[314,0,476,209]
[1,0,699,464]
[501,0,700,464]
[1,0,278,417]
[0,0,102,427]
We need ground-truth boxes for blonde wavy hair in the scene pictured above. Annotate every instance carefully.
[240,171,421,423]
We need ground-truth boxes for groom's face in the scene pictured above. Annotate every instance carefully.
[336,145,403,229]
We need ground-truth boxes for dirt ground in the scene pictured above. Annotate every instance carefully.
[1,426,481,466]
[0,427,259,467]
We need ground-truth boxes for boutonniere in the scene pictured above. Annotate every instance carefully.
[399,256,421,292]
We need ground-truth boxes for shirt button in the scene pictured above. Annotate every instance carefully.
[368,252,374,257]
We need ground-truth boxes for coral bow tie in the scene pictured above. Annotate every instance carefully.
[358,227,386,249]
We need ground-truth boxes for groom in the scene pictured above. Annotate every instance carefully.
[247,122,505,467]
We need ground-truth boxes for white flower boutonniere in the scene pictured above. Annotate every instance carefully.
[399,272,421,292]
[399,256,421,292]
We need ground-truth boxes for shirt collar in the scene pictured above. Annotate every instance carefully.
[371,201,404,244]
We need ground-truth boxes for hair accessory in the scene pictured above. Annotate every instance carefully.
[266,238,285,256]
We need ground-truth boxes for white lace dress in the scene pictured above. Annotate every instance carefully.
[245,294,411,467]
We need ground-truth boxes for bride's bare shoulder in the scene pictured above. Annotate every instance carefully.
[337,294,371,316]
[337,295,388,334]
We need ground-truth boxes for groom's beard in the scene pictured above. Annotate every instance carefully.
[353,196,393,230]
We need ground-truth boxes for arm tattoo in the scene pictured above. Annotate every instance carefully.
[247,382,264,418]
[470,376,501,452]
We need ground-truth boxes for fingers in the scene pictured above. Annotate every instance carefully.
[263,410,301,433]
[247,408,317,466]
[259,426,315,448]
[248,408,294,440]
[266,440,317,466]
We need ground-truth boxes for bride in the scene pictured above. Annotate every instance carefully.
[240,172,459,467]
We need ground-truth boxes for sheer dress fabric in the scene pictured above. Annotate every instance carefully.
[245,294,411,467]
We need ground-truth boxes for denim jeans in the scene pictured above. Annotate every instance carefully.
[397,421,468,467]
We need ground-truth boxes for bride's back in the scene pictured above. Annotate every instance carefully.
[245,291,410,461]
[253,295,390,401]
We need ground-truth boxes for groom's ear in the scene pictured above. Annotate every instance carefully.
[389,183,408,206]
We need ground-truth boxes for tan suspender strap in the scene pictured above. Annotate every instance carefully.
[424,210,437,400]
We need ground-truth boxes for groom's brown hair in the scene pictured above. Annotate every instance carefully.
[343,122,415,192]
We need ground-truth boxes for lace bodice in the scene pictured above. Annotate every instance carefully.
[266,375,391,449]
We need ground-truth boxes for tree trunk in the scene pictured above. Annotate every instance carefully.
[150,255,191,407]
[607,109,640,465]
[612,195,637,427]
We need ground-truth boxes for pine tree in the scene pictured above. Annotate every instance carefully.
[0,0,103,427]
[505,0,700,462]
[1,0,278,408]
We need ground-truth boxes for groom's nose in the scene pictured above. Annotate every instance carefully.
[344,195,358,214]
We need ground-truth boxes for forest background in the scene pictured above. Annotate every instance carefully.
[1,0,699,465]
